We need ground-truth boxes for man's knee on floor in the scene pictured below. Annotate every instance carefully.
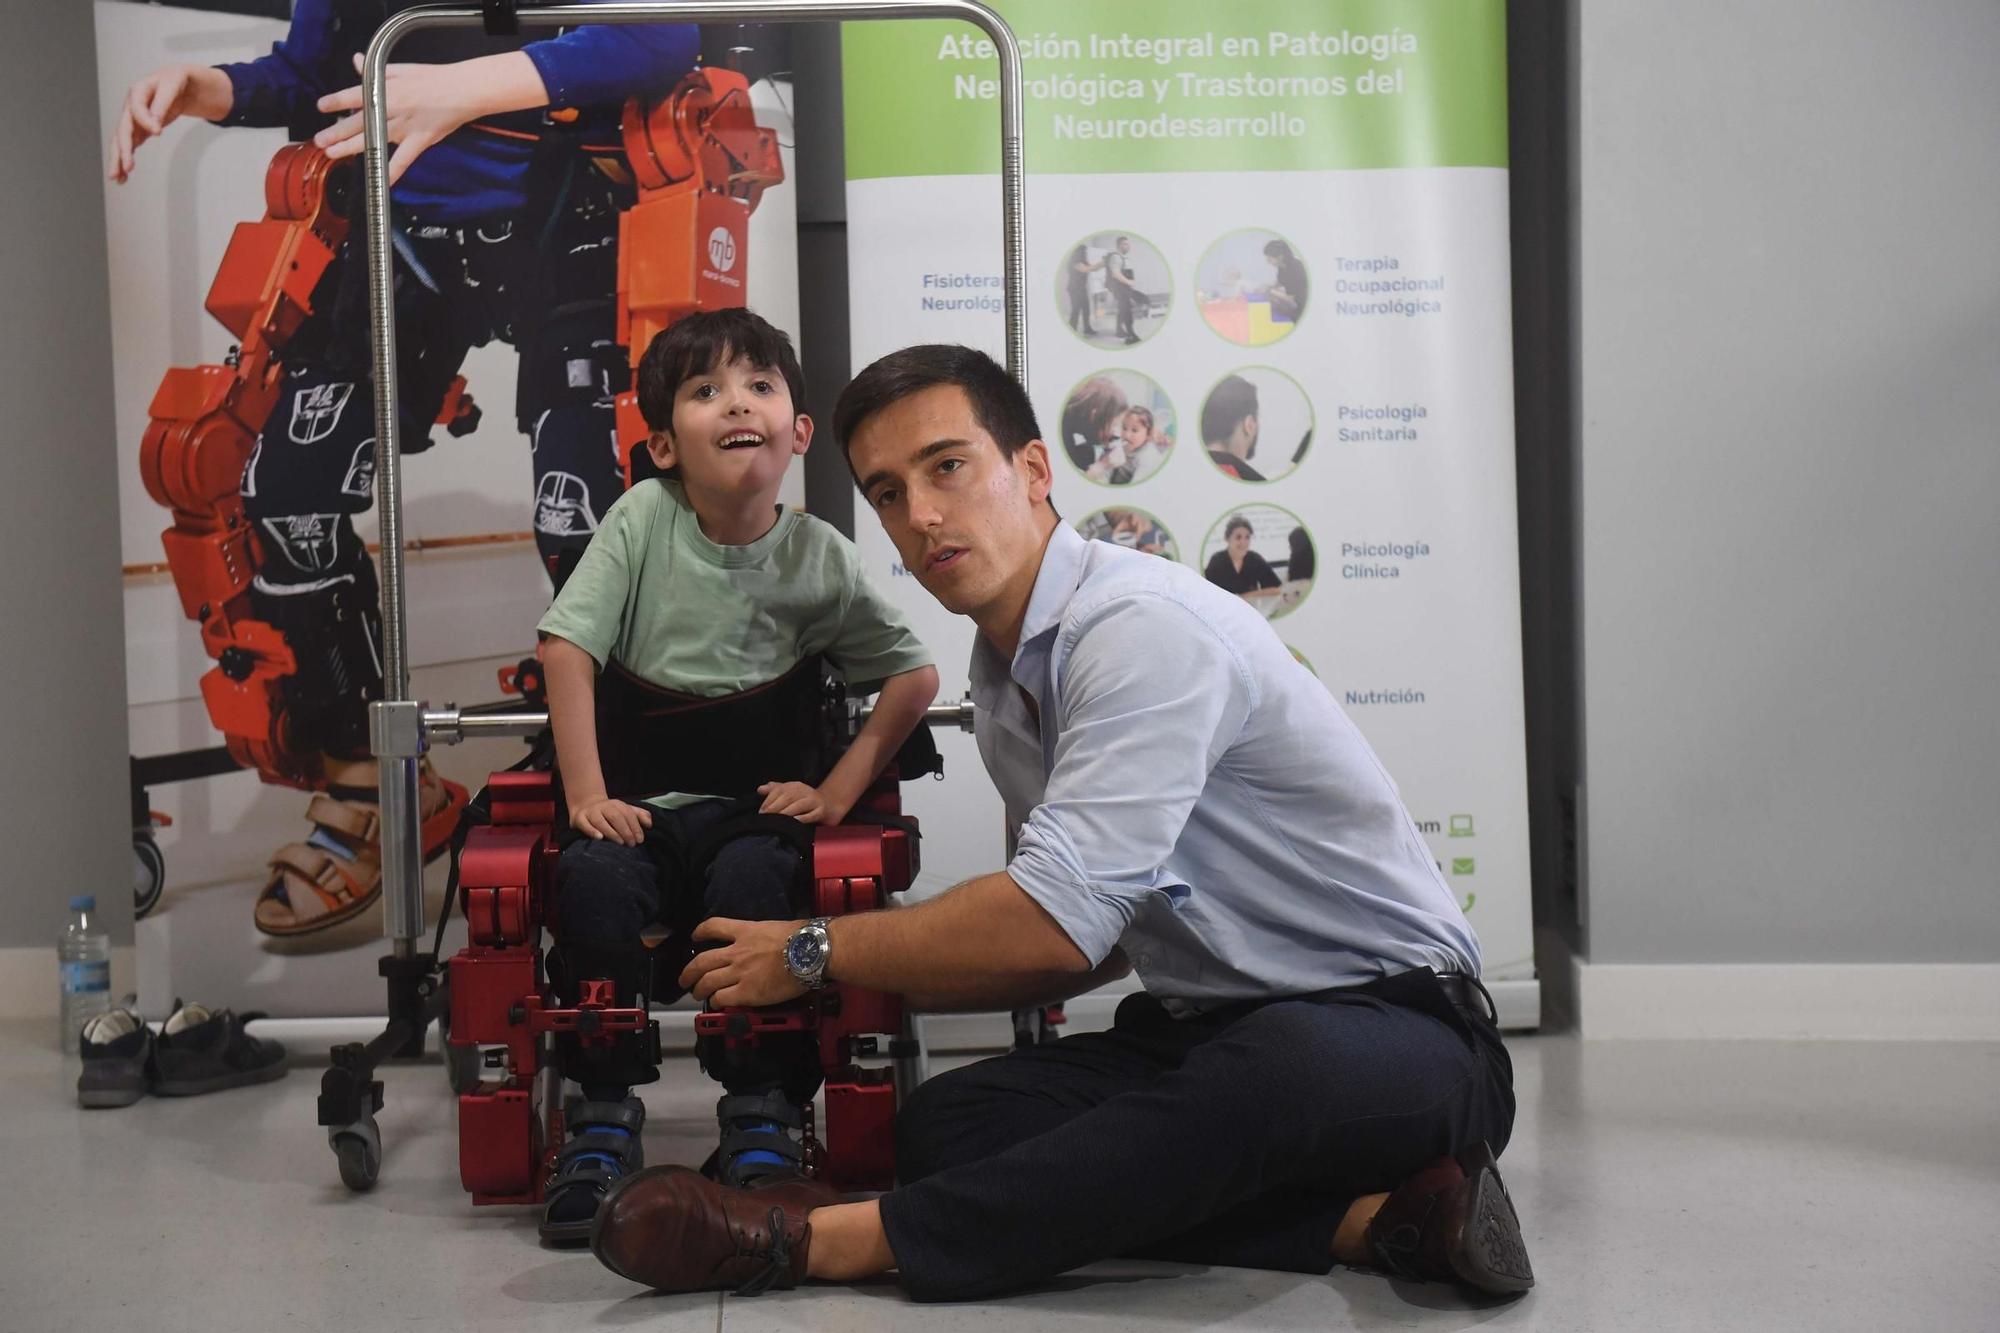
[891,1061,997,1181]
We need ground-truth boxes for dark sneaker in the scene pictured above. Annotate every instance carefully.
[541,1095,647,1245]
[151,1002,287,1096]
[77,1009,154,1108]
[708,1091,809,1187]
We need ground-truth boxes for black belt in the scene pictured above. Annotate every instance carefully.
[1435,972,1499,1025]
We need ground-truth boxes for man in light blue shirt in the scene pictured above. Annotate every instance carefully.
[985,518,1481,1012]
[590,346,1533,1304]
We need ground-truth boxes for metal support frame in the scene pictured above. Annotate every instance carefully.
[361,0,1026,953]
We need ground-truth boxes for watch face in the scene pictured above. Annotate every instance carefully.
[787,932,825,974]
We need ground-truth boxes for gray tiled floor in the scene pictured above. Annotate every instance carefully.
[3,1021,1996,1331]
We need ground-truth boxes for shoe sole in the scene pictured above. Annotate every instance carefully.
[539,1216,594,1246]
[77,1083,147,1109]
[153,1060,288,1097]
[1447,1146,1535,1293]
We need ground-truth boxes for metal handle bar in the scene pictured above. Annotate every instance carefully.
[421,695,977,744]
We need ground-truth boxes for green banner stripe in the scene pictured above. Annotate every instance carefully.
[843,0,1507,179]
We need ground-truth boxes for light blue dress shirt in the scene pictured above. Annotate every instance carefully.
[974,522,1480,1013]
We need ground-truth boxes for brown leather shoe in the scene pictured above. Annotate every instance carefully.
[1365,1141,1534,1294]
[590,1164,841,1294]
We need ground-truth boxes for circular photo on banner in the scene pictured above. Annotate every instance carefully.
[1057,230,1171,349]
[1077,506,1180,562]
[1199,366,1314,484]
[1286,645,1318,677]
[1055,369,1177,486]
[1201,503,1316,621]
[1195,228,1309,347]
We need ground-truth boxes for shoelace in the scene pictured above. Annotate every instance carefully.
[1368,1189,1443,1282]
[732,1206,794,1296]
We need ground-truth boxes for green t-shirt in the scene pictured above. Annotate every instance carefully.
[537,479,933,807]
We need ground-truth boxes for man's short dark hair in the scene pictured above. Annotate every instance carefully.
[636,308,807,435]
[833,344,1041,463]
[1202,374,1259,446]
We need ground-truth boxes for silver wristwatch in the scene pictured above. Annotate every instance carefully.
[783,917,833,990]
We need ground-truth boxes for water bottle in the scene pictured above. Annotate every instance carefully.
[57,895,112,1054]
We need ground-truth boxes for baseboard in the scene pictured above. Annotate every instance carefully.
[1571,957,2000,1040]
[0,946,140,1021]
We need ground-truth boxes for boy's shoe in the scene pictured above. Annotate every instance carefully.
[706,1091,808,1187]
[541,1095,647,1244]
[1365,1140,1535,1294]
[151,1002,288,1096]
[77,1009,154,1109]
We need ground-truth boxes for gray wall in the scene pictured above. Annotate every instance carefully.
[1575,1,2000,963]
[1,3,133,947]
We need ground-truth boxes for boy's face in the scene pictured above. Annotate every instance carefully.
[1119,414,1149,451]
[648,354,810,501]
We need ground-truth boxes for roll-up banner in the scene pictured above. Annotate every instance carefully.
[843,0,1537,1020]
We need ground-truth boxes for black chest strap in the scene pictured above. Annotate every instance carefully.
[593,654,829,805]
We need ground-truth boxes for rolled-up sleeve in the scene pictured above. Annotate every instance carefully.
[1006,594,1256,965]
[524,20,699,108]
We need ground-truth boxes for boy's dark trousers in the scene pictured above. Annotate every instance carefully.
[548,798,820,1102]
[880,966,1515,1302]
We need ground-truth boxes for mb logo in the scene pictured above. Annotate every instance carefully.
[288,381,354,445]
[707,226,738,273]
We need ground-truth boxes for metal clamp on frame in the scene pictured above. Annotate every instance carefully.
[480,0,522,36]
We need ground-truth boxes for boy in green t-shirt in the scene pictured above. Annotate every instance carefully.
[533,309,939,1241]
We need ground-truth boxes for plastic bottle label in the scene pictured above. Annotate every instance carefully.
[60,961,110,995]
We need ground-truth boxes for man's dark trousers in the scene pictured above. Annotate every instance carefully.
[880,967,1515,1301]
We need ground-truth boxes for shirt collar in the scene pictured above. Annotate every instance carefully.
[1015,521,1089,663]
[970,521,1090,701]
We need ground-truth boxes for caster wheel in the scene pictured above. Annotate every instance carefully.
[133,834,165,920]
[330,1116,382,1192]
[445,1042,482,1094]
[436,1000,480,1094]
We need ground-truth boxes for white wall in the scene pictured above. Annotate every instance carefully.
[0,4,133,957]
[1575,0,2000,966]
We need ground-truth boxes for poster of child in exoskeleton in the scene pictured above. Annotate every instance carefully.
[97,0,798,1017]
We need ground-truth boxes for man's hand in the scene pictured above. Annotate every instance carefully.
[680,918,807,1006]
[757,780,839,824]
[569,795,653,846]
[108,64,234,183]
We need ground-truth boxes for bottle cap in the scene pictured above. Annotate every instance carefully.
[69,895,96,912]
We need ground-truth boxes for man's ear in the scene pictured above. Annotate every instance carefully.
[791,413,814,457]
[1018,437,1054,507]
[646,429,676,471]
